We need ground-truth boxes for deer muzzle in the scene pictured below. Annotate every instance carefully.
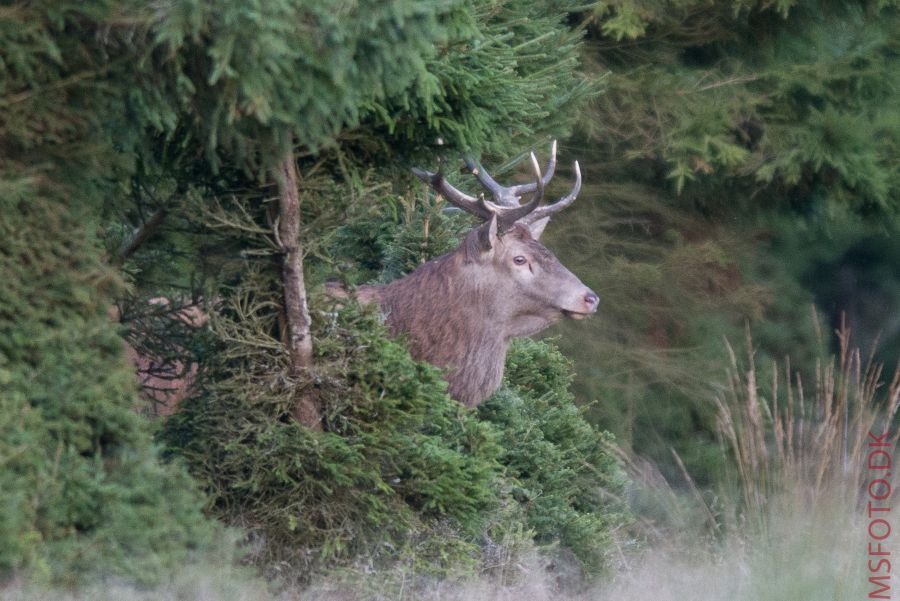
[562,289,600,320]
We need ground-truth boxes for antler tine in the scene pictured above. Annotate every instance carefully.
[519,160,581,226]
[506,139,557,196]
[497,152,545,228]
[413,148,553,229]
[463,140,558,207]
[411,167,495,221]
[463,157,511,205]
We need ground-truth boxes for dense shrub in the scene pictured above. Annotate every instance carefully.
[480,338,631,574]
[0,190,220,584]
[160,297,504,575]
[161,286,629,579]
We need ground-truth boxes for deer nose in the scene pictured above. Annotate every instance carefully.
[584,292,599,312]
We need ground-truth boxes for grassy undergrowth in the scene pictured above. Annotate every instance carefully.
[8,321,895,600]
[1,476,878,601]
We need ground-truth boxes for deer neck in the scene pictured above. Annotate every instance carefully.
[377,251,508,406]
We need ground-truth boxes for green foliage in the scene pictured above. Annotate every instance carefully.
[383,0,594,156]
[0,187,220,584]
[143,0,593,176]
[480,339,630,574]
[0,1,145,207]
[541,185,789,484]
[0,2,229,585]
[161,283,629,578]
[586,1,900,223]
[161,293,504,572]
[149,0,458,169]
[325,190,471,284]
[537,0,900,487]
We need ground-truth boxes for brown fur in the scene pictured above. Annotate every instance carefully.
[113,298,208,415]
[347,222,598,406]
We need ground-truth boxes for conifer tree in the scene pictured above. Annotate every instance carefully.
[0,1,220,582]
[133,0,593,424]
[1,0,605,581]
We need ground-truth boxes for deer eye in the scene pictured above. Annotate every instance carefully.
[513,256,527,266]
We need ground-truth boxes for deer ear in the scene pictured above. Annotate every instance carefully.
[464,215,498,261]
[477,214,499,251]
[526,216,550,240]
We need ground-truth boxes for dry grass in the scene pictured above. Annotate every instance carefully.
[598,315,899,601]
[714,316,900,527]
[1,512,873,601]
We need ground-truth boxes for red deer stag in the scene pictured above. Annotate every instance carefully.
[345,141,599,406]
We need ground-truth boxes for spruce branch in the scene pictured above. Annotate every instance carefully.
[120,205,167,260]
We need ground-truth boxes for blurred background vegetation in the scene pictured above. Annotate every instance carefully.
[1,0,898,597]
[550,0,900,488]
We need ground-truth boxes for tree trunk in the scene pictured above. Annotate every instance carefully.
[273,147,320,428]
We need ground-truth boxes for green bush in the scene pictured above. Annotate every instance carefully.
[161,288,629,579]
[161,298,504,575]
[154,176,630,581]
[0,190,220,585]
[480,338,631,575]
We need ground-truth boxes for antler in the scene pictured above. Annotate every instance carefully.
[517,159,581,226]
[412,140,580,231]
[463,140,557,208]
[412,154,543,230]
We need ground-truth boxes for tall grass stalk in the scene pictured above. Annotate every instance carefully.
[597,315,900,601]
[715,316,900,530]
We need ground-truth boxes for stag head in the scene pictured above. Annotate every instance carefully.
[412,142,599,338]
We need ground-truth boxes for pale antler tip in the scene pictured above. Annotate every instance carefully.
[529,152,542,179]
[410,166,432,181]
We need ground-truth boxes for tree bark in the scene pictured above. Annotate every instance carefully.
[120,206,167,260]
[273,147,320,428]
